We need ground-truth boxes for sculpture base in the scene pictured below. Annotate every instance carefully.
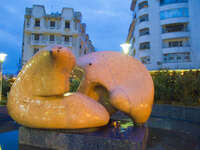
[19,120,148,150]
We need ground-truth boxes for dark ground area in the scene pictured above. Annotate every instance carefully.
[0,106,200,150]
[0,106,19,133]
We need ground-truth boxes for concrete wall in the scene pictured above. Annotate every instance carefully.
[112,104,200,124]
[151,104,200,124]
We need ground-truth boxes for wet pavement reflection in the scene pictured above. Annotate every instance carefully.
[0,109,200,150]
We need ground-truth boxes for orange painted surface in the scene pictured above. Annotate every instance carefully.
[77,51,154,124]
[7,46,109,129]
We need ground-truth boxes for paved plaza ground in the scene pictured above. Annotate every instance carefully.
[0,106,19,133]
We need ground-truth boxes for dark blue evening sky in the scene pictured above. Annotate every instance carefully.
[0,0,132,74]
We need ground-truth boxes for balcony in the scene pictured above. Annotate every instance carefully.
[138,49,150,57]
[138,21,150,30]
[63,41,72,47]
[161,27,190,39]
[138,7,148,17]
[162,46,191,54]
[31,40,47,46]
[160,17,189,26]
[31,40,72,47]
[160,0,188,6]
[138,35,150,43]
[160,2,188,11]
[162,62,193,70]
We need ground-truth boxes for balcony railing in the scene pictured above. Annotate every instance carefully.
[162,42,190,48]
[160,0,188,6]
[31,40,72,46]
[162,27,189,33]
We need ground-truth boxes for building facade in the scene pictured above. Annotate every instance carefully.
[22,5,95,66]
[127,0,200,70]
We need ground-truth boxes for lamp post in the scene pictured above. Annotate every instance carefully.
[120,43,131,55]
[0,53,7,103]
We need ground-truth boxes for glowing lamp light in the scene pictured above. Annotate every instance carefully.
[0,53,7,63]
[120,43,131,55]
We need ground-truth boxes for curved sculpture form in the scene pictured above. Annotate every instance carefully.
[77,51,154,124]
[7,46,109,129]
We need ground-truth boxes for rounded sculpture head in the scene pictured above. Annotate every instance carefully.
[77,51,154,124]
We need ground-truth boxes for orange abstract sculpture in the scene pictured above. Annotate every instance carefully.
[77,51,154,124]
[7,46,109,129]
[7,46,154,129]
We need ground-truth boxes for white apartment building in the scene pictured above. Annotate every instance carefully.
[22,5,95,65]
[127,0,200,70]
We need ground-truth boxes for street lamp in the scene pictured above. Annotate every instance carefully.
[120,43,131,55]
[0,53,7,103]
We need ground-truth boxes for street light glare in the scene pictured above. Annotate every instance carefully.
[0,53,7,62]
[120,43,131,55]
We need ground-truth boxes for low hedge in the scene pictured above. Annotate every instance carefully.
[151,70,200,106]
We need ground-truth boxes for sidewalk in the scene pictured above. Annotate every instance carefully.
[0,106,12,121]
[0,106,19,133]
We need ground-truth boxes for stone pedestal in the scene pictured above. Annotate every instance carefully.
[19,121,148,150]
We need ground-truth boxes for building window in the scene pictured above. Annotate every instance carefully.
[49,35,55,41]
[26,18,30,27]
[75,22,78,30]
[139,28,149,36]
[33,48,39,54]
[160,0,188,6]
[64,36,70,42]
[65,21,70,29]
[139,1,148,10]
[169,41,183,47]
[163,52,190,63]
[160,8,189,20]
[162,23,188,33]
[140,56,150,64]
[163,38,190,48]
[139,42,150,50]
[35,19,40,27]
[84,49,87,54]
[34,34,40,41]
[139,14,149,23]
[50,21,55,28]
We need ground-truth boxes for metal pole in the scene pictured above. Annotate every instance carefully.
[0,62,2,103]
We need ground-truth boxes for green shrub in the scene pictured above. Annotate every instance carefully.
[2,77,11,97]
[69,78,81,92]
[151,70,200,106]
[0,99,7,105]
